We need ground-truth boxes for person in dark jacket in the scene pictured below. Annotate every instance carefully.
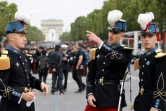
[61,45,70,91]
[0,12,48,111]
[73,41,86,93]
[38,50,49,83]
[49,45,64,95]
[85,10,133,111]
[134,12,166,111]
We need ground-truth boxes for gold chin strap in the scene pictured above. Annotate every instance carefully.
[0,50,10,70]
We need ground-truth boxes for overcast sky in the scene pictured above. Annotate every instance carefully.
[7,0,105,32]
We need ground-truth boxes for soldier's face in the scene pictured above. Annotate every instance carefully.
[9,33,27,49]
[108,31,124,44]
[141,35,156,51]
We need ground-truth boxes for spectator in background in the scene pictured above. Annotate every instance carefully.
[69,45,78,72]
[49,45,64,95]
[86,45,90,53]
[61,45,70,91]
[0,45,5,55]
[38,50,49,83]
[84,46,90,71]
[34,48,42,73]
[73,41,86,93]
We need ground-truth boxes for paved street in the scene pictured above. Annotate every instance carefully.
[32,64,140,111]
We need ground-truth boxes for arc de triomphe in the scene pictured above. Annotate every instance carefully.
[41,19,63,42]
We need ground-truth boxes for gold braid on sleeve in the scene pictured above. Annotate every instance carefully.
[0,79,13,100]
[153,72,166,102]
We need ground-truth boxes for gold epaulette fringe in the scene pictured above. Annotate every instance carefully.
[155,49,166,58]
[90,48,96,60]
[130,101,134,110]
[0,50,10,70]
[123,47,134,50]
[134,59,139,70]
[26,54,32,57]
[121,45,134,50]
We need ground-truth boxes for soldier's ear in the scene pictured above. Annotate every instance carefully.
[155,35,157,41]
[9,34,15,41]
[7,34,13,41]
[120,32,124,39]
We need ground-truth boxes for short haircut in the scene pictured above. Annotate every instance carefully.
[77,41,84,48]
[55,45,61,51]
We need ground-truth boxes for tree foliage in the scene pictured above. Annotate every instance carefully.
[0,1,45,42]
[0,1,17,40]
[60,0,166,41]
[26,25,45,41]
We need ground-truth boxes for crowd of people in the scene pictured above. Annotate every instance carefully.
[8,42,91,95]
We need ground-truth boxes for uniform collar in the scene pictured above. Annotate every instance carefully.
[6,45,20,54]
[110,43,121,49]
[145,47,157,56]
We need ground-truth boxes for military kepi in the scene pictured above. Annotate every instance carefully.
[137,12,156,36]
[5,11,30,34]
[107,10,127,33]
[6,22,27,34]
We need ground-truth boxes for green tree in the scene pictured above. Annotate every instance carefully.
[26,25,45,42]
[0,1,17,41]
[0,1,45,43]
[61,0,166,42]
[59,32,71,41]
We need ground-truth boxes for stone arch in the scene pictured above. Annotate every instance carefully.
[41,19,63,42]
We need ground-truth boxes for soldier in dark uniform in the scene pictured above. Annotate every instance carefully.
[134,12,166,111]
[85,10,133,111]
[0,12,48,111]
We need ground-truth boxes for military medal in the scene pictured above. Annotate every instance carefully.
[16,63,19,67]
[25,59,27,62]
[96,55,100,58]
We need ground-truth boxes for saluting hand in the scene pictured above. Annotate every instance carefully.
[87,94,96,107]
[22,92,36,102]
[40,82,49,96]
[86,30,103,46]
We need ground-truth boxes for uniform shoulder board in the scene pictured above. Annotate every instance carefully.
[90,48,97,60]
[26,54,32,57]
[155,49,166,58]
[134,59,139,70]
[122,45,134,50]
[121,44,126,47]
[0,50,10,70]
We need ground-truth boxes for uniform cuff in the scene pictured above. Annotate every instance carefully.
[86,86,94,98]
[98,42,104,49]
[152,98,160,109]
[33,79,42,91]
